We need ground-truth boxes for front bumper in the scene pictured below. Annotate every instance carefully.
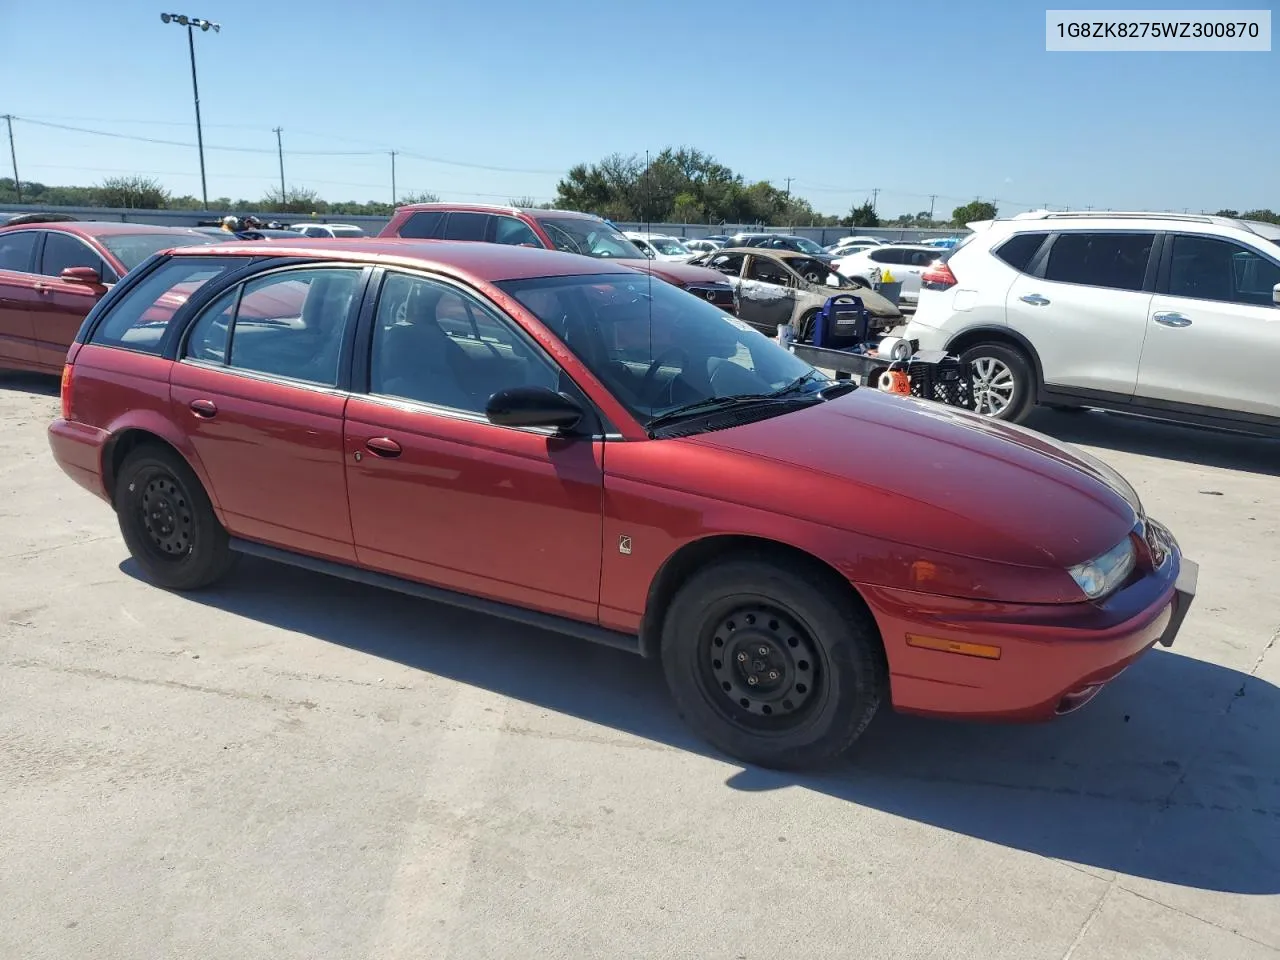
[861,539,1198,722]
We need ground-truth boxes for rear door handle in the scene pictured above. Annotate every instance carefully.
[1020,293,1050,306]
[365,437,402,458]
[34,282,49,293]
[189,399,217,418]
[1153,311,1192,327]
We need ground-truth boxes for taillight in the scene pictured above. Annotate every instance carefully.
[921,262,957,289]
[60,363,74,420]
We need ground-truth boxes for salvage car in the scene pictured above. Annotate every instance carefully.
[47,237,1197,769]
[689,247,901,339]
[0,218,217,374]
[380,203,737,314]
[727,232,834,262]
[624,231,695,262]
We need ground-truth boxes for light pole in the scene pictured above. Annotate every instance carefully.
[160,12,220,210]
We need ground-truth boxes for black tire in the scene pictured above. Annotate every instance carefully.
[114,443,236,590]
[795,308,820,343]
[660,557,887,769]
[958,341,1035,423]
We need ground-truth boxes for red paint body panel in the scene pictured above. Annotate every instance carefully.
[48,239,1196,728]
[343,397,604,622]
[0,266,45,369]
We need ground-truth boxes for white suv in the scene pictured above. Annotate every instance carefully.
[902,211,1280,435]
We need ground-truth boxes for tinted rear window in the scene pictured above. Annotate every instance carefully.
[994,232,1049,272]
[1044,232,1154,291]
[88,257,241,354]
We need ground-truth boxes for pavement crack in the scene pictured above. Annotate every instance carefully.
[1060,882,1112,960]
[0,534,114,561]
[1115,882,1280,952]
[7,658,318,711]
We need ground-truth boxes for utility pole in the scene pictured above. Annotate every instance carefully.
[784,177,793,200]
[389,151,398,205]
[2,115,20,203]
[928,194,936,221]
[273,126,285,203]
[160,14,221,210]
[871,187,879,211]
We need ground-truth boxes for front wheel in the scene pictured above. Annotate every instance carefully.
[958,342,1035,423]
[660,558,887,769]
[115,444,236,590]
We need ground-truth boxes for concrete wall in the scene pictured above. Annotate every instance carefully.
[0,204,964,246]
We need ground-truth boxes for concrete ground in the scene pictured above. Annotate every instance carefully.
[1,371,1277,960]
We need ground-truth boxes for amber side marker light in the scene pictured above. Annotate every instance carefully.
[60,364,74,420]
[906,634,1002,660]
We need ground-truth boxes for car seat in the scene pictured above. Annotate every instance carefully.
[374,282,477,409]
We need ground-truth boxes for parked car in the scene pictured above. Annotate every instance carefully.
[191,226,306,241]
[727,233,834,262]
[0,219,218,374]
[689,247,900,339]
[824,241,879,259]
[683,238,725,254]
[623,232,695,262]
[825,235,886,253]
[47,237,1197,769]
[379,203,737,314]
[290,223,366,238]
[921,237,962,249]
[903,211,1280,431]
[833,244,944,304]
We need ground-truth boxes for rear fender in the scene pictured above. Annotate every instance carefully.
[100,407,224,518]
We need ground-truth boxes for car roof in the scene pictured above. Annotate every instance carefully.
[167,237,642,282]
[0,220,207,238]
[392,202,601,222]
[710,247,817,260]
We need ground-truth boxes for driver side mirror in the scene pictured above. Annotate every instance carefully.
[1273,282,1280,306]
[485,386,584,432]
[61,266,103,286]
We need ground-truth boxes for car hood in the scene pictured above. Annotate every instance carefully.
[801,282,901,318]
[684,388,1139,570]
[616,259,729,287]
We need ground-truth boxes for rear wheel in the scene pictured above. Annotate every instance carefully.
[114,444,236,590]
[958,341,1035,423]
[795,308,820,343]
[660,558,887,769]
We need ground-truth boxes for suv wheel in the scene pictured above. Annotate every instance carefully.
[660,558,887,769]
[958,342,1034,423]
[115,444,236,590]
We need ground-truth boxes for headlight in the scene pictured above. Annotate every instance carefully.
[1068,536,1136,600]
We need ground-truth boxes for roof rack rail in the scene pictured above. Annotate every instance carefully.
[1009,209,1249,229]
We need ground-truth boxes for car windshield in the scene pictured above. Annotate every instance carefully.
[497,272,824,428]
[789,257,863,288]
[650,237,690,255]
[537,217,646,259]
[789,237,824,255]
[101,233,219,272]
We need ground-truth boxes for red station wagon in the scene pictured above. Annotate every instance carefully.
[0,219,219,374]
[47,238,1198,768]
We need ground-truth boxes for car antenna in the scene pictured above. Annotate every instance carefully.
[645,149,653,368]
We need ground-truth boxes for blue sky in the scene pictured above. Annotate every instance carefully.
[1,0,1275,217]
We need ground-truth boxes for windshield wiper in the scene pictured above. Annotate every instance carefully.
[645,393,810,437]
[767,369,824,398]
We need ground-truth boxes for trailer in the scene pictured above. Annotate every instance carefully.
[782,293,977,410]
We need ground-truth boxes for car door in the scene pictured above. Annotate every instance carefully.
[30,231,114,370]
[739,255,796,334]
[1004,230,1156,396]
[0,230,41,369]
[172,264,370,562]
[897,249,940,300]
[1136,232,1280,418]
[342,269,605,621]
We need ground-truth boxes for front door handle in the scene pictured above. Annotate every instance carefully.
[1153,311,1192,327]
[189,399,217,418]
[1020,293,1050,306]
[365,437,402,458]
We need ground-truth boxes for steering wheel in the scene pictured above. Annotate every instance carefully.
[638,346,691,406]
[804,270,824,284]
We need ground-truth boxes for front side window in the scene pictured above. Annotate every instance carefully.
[1044,232,1154,291]
[0,231,37,272]
[369,272,559,413]
[500,273,818,424]
[41,232,108,279]
[493,216,541,247]
[747,256,791,285]
[1167,235,1280,306]
[536,217,646,259]
[184,268,362,386]
[707,252,745,276]
[89,257,241,354]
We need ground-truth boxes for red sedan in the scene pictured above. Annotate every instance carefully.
[0,218,217,374]
[46,237,1197,768]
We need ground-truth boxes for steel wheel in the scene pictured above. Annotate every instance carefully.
[138,474,194,560]
[698,602,824,733]
[971,356,1016,416]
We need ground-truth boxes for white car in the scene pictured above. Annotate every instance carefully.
[684,238,725,254]
[832,244,944,304]
[289,223,366,238]
[901,210,1280,432]
[623,232,694,262]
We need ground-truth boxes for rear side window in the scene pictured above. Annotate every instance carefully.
[1044,232,1154,291]
[994,232,1049,272]
[397,211,444,239]
[442,212,490,241]
[89,257,240,353]
[0,231,37,272]
[869,248,904,264]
